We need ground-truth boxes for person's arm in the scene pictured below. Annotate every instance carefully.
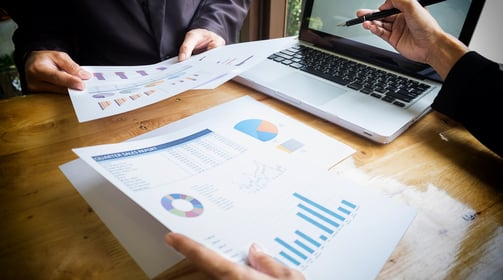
[178,0,252,61]
[358,0,468,80]
[24,50,91,93]
[431,52,503,157]
[165,232,305,280]
[7,0,84,93]
[359,0,503,157]
[189,0,252,44]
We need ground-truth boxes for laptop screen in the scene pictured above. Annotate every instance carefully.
[299,0,485,79]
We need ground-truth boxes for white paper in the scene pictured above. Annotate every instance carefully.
[126,96,356,170]
[67,97,415,279]
[60,159,184,277]
[71,129,415,280]
[68,37,297,122]
[60,96,356,278]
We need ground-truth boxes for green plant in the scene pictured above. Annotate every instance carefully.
[287,0,303,36]
[0,52,15,72]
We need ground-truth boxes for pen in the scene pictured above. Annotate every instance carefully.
[336,0,446,27]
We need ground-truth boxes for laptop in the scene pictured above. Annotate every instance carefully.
[234,0,485,143]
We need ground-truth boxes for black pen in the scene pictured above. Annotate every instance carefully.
[336,0,446,27]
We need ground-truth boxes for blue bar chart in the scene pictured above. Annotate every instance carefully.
[273,192,358,269]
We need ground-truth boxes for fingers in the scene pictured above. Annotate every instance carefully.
[248,244,304,280]
[178,28,225,61]
[165,232,247,280]
[364,20,393,40]
[165,233,305,280]
[356,8,376,17]
[356,7,396,42]
[25,50,91,93]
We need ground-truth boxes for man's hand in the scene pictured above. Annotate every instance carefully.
[178,28,226,61]
[165,232,305,280]
[358,0,468,79]
[25,50,91,94]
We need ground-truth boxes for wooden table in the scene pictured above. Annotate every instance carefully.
[1,81,502,279]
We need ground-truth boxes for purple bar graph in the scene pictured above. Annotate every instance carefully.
[93,72,105,80]
[136,70,148,76]
[115,72,128,79]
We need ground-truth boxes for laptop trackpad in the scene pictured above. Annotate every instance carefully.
[269,72,347,106]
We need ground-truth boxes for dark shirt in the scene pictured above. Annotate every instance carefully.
[6,0,251,91]
[432,51,503,157]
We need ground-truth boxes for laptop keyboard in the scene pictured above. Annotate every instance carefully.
[268,45,432,107]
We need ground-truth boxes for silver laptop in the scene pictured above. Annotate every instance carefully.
[234,0,485,143]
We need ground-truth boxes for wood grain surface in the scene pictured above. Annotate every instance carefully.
[1,81,501,279]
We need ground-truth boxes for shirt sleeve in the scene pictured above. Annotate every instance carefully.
[431,51,503,157]
[8,0,74,93]
[189,0,252,44]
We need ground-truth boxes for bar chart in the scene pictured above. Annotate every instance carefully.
[273,192,358,269]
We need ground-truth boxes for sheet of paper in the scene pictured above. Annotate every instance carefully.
[60,159,184,277]
[71,124,415,280]
[60,96,356,278]
[68,37,297,122]
[125,96,356,169]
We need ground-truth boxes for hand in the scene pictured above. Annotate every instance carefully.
[358,0,468,79]
[165,232,305,280]
[358,0,443,63]
[24,50,92,94]
[178,28,226,61]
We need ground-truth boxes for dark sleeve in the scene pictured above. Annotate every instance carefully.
[7,0,74,93]
[431,51,503,157]
[189,0,252,44]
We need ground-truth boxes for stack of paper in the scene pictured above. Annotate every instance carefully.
[61,96,415,279]
[68,37,297,122]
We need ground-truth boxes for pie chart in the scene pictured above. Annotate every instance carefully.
[234,119,278,142]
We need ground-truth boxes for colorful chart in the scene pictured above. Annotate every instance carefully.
[98,100,112,110]
[161,193,204,218]
[115,72,128,79]
[273,193,358,268]
[92,92,115,99]
[93,72,105,80]
[234,119,278,142]
[277,138,304,153]
[144,89,156,96]
[114,97,127,106]
[119,88,140,94]
[145,80,165,87]
[129,93,142,100]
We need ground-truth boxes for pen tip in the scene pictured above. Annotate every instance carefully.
[336,22,346,27]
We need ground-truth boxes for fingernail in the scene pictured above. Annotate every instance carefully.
[79,69,92,79]
[75,82,85,91]
[164,233,174,245]
[250,243,263,254]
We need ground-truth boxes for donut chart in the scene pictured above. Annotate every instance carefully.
[161,193,204,217]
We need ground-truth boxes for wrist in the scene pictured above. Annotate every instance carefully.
[425,32,469,80]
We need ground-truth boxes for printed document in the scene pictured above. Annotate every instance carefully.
[68,38,296,122]
[68,97,415,279]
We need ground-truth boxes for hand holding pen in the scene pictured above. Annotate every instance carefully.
[355,0,468,80]
[337,0,446,27]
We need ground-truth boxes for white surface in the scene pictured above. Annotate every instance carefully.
[60,96,357,278]
[0,19,16,57]
[68,95,414,279]
[469,0,503,63]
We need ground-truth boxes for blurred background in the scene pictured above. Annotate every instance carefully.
[0,7,22,99]
[0,0,500,99]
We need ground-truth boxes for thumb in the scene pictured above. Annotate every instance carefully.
[56,54,91,80]
[248,244,304,278]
